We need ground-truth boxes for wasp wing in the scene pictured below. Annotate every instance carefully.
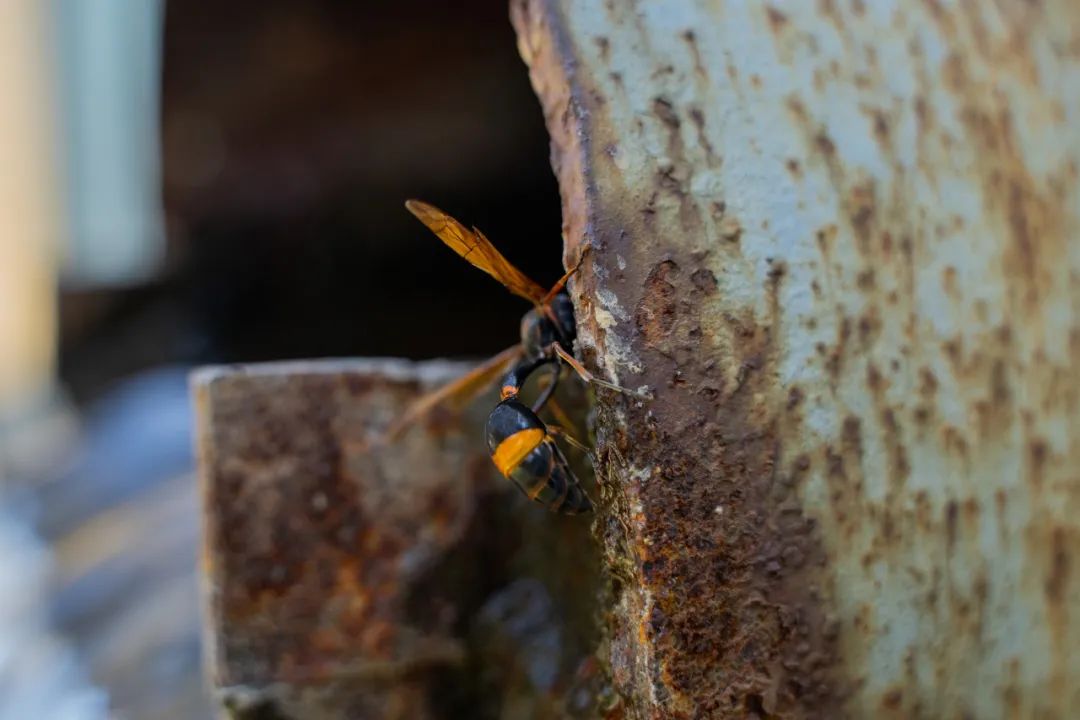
[381,344,523,442]
[405,199,548,305]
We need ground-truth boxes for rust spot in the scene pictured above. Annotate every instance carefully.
[842,416,862,454]
[1045,527,1070,604]
[1028,438,1049,487]
[815,132,836,157]
[767,258,787,284]
[919,368,939,398]
[846,179,877,250]
[594,36,610,62]
[857,309,881,349]
[653,97,681,129]
[914,95,930,130]
[882,688,903,710]
[765,6,789,34]
[688,107,718,161]
[942,266,959,298]
[866,363,884,392]
[635,261,680,349]
[787,95,808,123]
[945,500,959,550]
[989,359,1011,415]
[856,268,876,291]
[865,106,890,148]
[942,426,970,459]
[786,158,802,177]
[691,268,718,294]
[996,324,1013,347]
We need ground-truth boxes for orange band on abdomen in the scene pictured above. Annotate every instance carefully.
[491,428,545,476]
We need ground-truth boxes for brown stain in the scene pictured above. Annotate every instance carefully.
[1027,438,1048,489]
[688,107,718,162]
[1045,527,1071,605]
[681,29,707,80]
[942,266,959,299]
[945,500,959,552]
[765,6,789,34]
[594,35,610,63]
[861,104,891,150]
[635,261,680,350]
[690,267,719,294]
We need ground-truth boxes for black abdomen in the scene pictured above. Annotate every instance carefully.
[485,398,592,514]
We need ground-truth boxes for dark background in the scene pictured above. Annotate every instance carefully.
[60,0,564,405]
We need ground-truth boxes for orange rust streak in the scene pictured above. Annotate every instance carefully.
[491,428,545,477]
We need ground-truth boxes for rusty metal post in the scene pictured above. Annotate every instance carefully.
[513,1,1080,717]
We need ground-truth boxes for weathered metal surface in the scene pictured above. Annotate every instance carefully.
[194,360,488,718]
[193,358,604,718]
[512,1,1080,718]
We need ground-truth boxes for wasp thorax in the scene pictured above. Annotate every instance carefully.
[520,292,577,359]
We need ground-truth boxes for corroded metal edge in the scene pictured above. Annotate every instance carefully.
[514,4,839,716]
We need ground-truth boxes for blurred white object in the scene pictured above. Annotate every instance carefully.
[0,513,109,720]
[55,0,167,287]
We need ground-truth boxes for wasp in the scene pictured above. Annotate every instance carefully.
[384,200,637,514]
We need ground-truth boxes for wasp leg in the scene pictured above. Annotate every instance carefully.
[540,244,591,307]
[530,362,562,414]
[549,342,649,398]
[546,424,591,454]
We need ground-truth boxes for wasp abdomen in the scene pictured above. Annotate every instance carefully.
[485,399,592,514]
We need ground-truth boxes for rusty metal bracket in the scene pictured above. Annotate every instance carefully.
[193,359,604,719]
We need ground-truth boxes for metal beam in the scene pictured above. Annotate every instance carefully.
[513,1,1080,716]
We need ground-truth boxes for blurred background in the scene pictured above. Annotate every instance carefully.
[0,1,563,717]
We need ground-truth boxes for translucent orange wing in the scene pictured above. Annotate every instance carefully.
[405,199,548,305]
[381,345,523,442]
